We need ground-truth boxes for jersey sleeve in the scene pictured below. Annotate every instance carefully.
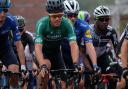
[65,19,76,42]
[111,29,119,55]
[35,19,45,44]
[83,25,92,43]
[11,19,21,42]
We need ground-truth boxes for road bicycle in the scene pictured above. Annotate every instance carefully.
[0,61,25,89]
[48,69,80,89]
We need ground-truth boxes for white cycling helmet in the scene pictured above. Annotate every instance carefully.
[63,0,80,13]
[93,5,111,17]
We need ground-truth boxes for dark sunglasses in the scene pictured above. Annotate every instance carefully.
[19,28,24,32]
[49,13,64,19]
[67,13,78,18]
[0,8,8,13]
[97,17,110,22]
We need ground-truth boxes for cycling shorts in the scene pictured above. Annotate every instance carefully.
[0,47,19,67]
[42,48,65,70]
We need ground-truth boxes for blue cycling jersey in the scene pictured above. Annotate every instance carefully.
[61,19,92,68]
[74,19,92,46]
[0,16,21,51]
[62,19,92,49]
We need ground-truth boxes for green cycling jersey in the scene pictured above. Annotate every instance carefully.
[35,16,76,49]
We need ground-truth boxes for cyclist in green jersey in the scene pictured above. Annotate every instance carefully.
[34,0,79,89]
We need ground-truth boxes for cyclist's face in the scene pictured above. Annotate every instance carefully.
[49,13,64,27]
[0,8,8,27]
[95,16,110,30]
[67,13,78,23]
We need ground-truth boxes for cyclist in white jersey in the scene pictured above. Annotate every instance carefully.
[13,15,37,89]
[90,5,123,89]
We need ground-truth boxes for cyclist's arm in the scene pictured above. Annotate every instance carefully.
[111,29,119,56]
[118,30,126,54]
[35,44,44,66]
[83,26,97,66]
[67,20,79,64]
[121,25,128,67]
[35,20,45,67]
[12,21,26,65]
[86,43,97,65]
[121,39,128,68]
[69,41,79,64]
[15,41,26,65]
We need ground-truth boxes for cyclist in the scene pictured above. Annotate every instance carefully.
[13,15,34,56]
[34,0,79,89]
[121,25,128,67]
[0,0,26,88]
[63,0,99,88]
[13,15,36,89]
[77,10,91,23]
[90,5,121,89]
[90,5,119,72]
[118,24,128,89]
[121,24,128,68]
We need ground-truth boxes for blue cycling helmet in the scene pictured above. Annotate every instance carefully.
[0,0,11,8]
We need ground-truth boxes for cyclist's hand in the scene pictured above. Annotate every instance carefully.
[21,65,26,72]
[122,67,128,79]
[93,64,101,74]
[40,64,49,78]
[21,65,28,78]
[79,65,85,73]
[21,65,27,77]
[73,63,81,72]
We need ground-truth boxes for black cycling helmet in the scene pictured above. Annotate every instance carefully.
[46,0,64,13]
[13,15,25,28]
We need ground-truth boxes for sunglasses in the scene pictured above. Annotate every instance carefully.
[0,8,8,13]
[97,17,110,22]
[49,13,64,19]
[67,13,78,18]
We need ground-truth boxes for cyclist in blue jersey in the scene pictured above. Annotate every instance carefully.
[63,0,100,88]
[63,0,99,72]
[0,0,26,88]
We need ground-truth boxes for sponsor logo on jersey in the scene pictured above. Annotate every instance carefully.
[85,30,92,38]
[35,37,43,43]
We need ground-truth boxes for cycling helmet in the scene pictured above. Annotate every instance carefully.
[78,10,91,23]
[0,0,11,8]
[63,0,80,14]
[14,15,25,28]
[46,0,64,13]
[93,5,111,17]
